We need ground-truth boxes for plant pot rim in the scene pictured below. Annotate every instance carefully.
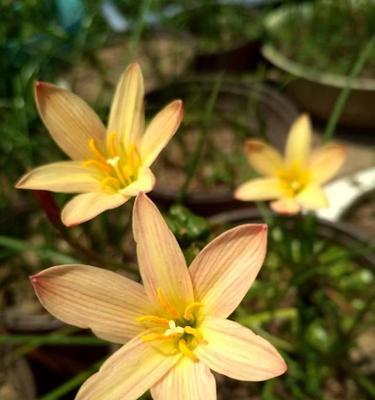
[209,207,375,267]
[262,2,375,91]
[147,79,299,215]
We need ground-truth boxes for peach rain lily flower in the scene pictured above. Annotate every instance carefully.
[234,114,347,214]
[16,63,183,226]
[31,193,286,399]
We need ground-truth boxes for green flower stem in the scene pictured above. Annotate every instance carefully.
[124,0,152,65]
[346,289,375,339]
[39,360,103,400]
[323,36,375,142]
[256,201,274,226]
[251,326,294,353]
[238,307,297,327]
[179,73,224,201]
[350,371,375,398]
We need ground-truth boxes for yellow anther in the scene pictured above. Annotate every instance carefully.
[136,315,169,326]
[128,145,141,171]
[178,339,198,362]
[141,333,172,342]
[157,288,181,319]
[88,139,107,163]
[82,159,111,173]
[184,326,203,340]
[107,131,118,158]
[184,302,204,320]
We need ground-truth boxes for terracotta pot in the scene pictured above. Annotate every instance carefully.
[262,3,375,130]
[164,2,264,74]
[146,79,299,215]
[209,207,375,399]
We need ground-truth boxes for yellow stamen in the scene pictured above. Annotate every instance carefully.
[184,326,203,340]
[141,333,173,342]
[107,157,129,186]
[123,164,134,180]
[88,139,107,163]
[157,288,180,319]
[107,131,117,158]
[100,176,120,191]
[136,315,169,326]
[82,159,111,173]
[184,302,204,321]
[128,145,141,172]
[178,339,198,362]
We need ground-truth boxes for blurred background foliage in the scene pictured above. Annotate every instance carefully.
[0,0,374,399]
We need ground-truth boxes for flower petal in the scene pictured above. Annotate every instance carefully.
[270,198,300,215]
[141,100,184,167]
[234,177,287,201]
[244,140,284,176]
[189,224,267,318]
[15,161,100,193]
[30,265,151,343]
[133,193,194,312]
[35,82,106,160]
[151,357,216,400]
[285,114,312,168]
[308,144,347,184]
[61,192,127,226]
[107,63,144,149]
[297,184,329,210]
[76,335,181,400]
[196,317,287,381]
[120,167,155,197]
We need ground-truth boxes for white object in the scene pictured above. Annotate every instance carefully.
[317,167,375,221]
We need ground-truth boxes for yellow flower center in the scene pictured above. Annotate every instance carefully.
[137,288,205,361]
[82,132,141,194]
[277,165,310,196]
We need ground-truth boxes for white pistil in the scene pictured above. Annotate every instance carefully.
[290,180,301,192]
[106,156,121,167]
[164,320,184,337]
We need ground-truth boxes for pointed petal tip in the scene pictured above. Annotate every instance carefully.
[244,139,265,153]
[177,99,184,119]
[128,62,141,70]
[125,62,142,78]
[273,355,288,378]
[336,143,348,155]
[171,98,184,114]
[14,176,24,189]
[29,274,38,285]
[34,80,53,93]
[296,113,311,125]
[61,215,80,228]
[61,209,80,228]
[29,273,46,290]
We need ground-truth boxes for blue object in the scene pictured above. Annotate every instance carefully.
[55,0,86,33]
